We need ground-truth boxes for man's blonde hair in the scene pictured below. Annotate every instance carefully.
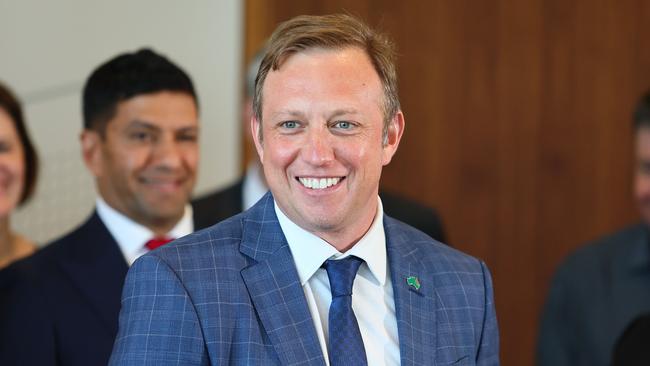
[253,14,400,142]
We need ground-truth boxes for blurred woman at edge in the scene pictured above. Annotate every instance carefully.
[0,82,39,269]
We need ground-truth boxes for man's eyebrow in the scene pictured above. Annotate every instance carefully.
[127,120,198,133]
[269,108,359,120]
[329,109,359,118]
[176,126,199,133]
[269,110,305,120]
[127,120,160,131]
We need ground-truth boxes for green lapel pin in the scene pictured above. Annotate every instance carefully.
[406,276,421,290]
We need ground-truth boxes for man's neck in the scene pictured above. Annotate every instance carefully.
[275,197,381,253]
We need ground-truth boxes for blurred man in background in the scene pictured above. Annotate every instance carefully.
[0,49,216,366]
[538,90,650,366]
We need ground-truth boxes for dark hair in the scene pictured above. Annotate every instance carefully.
[0,82,39,205]
[82,48,197,135]
[254,14,399,141]
[633,90,650,131]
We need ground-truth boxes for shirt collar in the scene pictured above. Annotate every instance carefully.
[95,197,194,262]
[275,196,387,286]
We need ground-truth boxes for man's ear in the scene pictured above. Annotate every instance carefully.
[251,115,264,163]
[80,129,103,177]
[382,111,405,166]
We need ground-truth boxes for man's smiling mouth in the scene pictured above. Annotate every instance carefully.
[297,176,345,190]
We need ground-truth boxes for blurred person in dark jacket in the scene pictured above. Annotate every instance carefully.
[538,90,650,366]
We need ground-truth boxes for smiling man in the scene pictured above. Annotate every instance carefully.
[0,49,218,366]
[110,15,499,366]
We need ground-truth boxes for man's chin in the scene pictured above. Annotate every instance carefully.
[143,203,186,220]
[298,212,345,234]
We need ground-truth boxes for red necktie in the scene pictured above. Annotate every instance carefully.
[144,237,173,250]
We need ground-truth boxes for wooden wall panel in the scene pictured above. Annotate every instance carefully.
[244,1,650,364]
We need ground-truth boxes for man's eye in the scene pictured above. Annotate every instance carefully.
[281,121,299,129]
[130,131,153,141]
[640,162,650,174]
[334,121,352,129]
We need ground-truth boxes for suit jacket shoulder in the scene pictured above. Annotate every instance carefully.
[111,196,301,365]
[383,216,499,364]
[558,223,648,276]
[112,193,498,365]
[0,211,128,366]
[537,223,650,366]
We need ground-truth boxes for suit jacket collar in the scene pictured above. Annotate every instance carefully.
[57,211,128,337]
[384,216,439,365]
[239,193,453,365]
[239,193,326,365]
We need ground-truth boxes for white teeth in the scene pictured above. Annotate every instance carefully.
[298,177,340,190]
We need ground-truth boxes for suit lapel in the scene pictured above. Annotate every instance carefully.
[385,217,438,365]
[57,212,128,337]
[240,194,326,366]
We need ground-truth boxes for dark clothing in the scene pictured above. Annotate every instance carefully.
[379,190,446,243]
[0,204,216,366]
[612,313,650,366]
[537,223,650,366]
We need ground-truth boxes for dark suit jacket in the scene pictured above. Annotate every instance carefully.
[193,178,447,242]
[110,192,498,365]
[611,312,650,365]
[0,204,216,366]
[537,223,650,366]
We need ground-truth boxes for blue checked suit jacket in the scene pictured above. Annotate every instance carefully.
[110,193,499,365]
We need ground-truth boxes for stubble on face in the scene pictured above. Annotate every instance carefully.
[254,47,403,251]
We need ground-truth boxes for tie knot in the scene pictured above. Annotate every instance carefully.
[324,256,363,297]
[145,237,173,250]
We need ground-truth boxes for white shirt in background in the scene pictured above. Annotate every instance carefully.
[95,197,193,266]
[242,161,269,210]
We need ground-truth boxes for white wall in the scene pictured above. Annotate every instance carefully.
[0,0,242,244]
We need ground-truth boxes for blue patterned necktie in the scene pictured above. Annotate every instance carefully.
[323,256,368,366]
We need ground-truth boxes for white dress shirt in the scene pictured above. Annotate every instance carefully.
[242,162,269,210]
[95,197,194,266]
[275,197,400,365]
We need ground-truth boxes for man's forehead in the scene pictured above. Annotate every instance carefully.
[264,48,379,90]
[108,92,198,130]
[123,119,198,131]
[273,46,370,71]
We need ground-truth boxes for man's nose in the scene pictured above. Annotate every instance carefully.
[152,136,183,169]
[302,128,334,166]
